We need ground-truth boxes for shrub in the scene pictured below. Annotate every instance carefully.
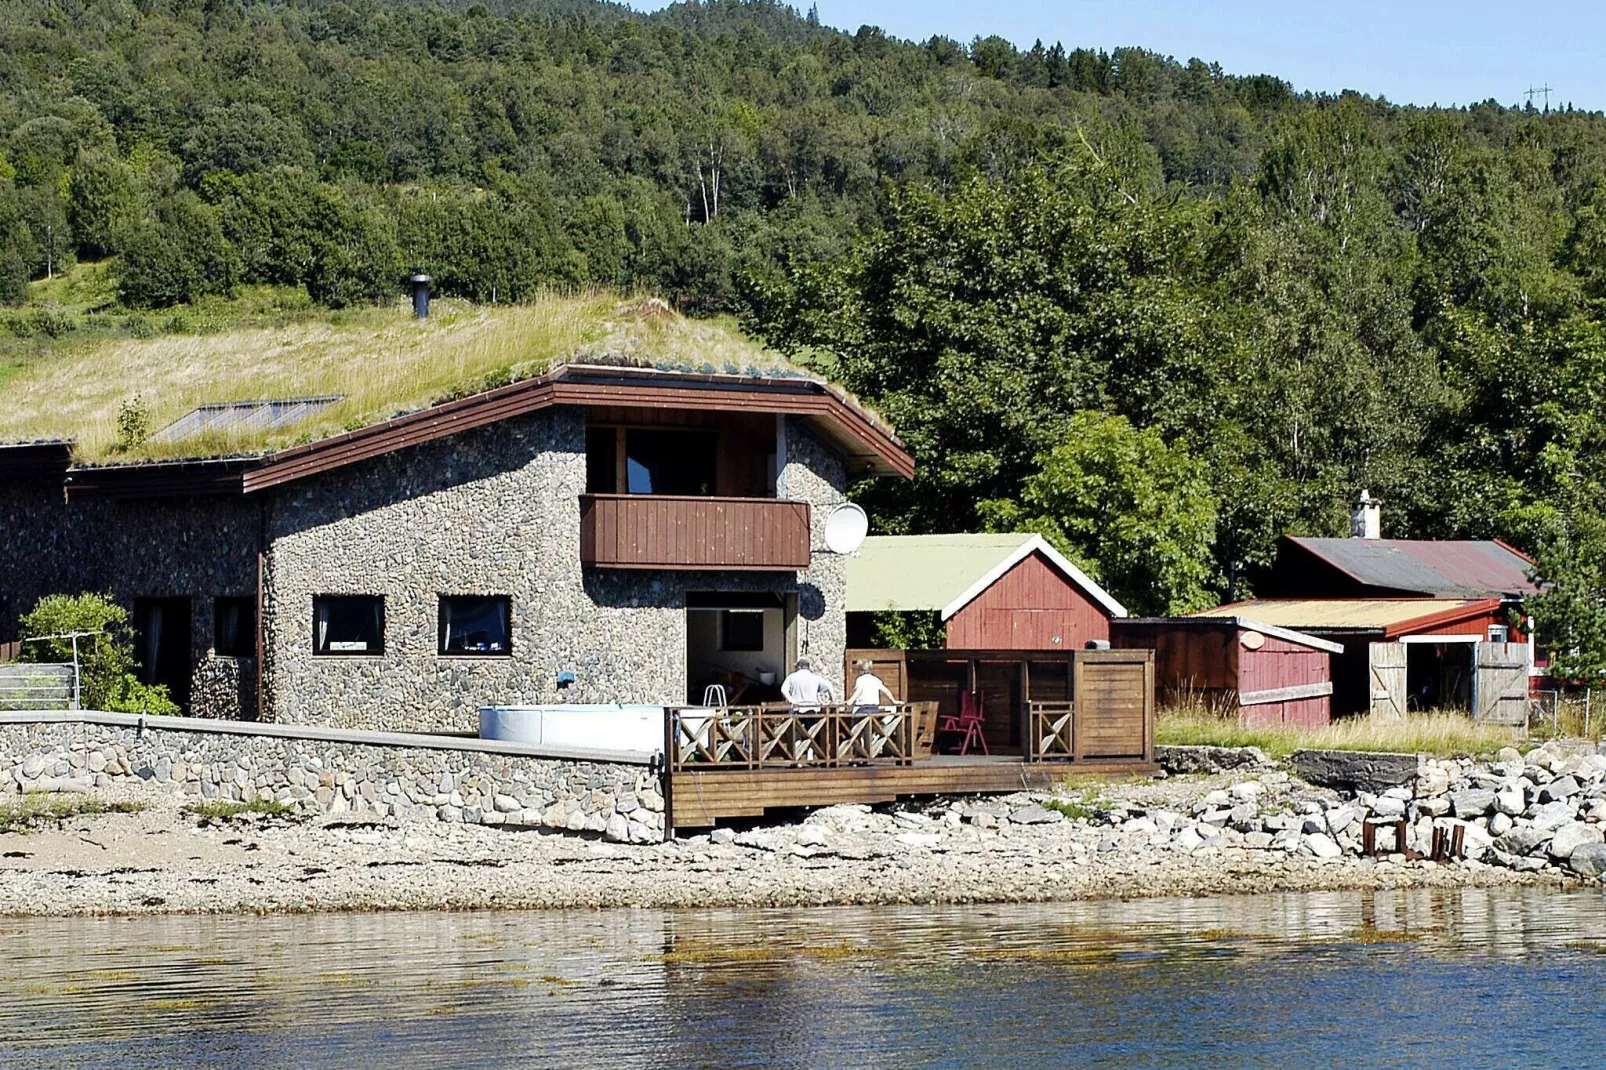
[18,592,178,714]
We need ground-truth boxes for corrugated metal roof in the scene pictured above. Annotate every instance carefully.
[1192,599,1492,631]
[846,534,1038,613]
[1288,537,1536,597]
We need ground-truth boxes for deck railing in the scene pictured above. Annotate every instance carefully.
[1028,701,1076,761]
[668,702,936,771]
[580,494,811,570]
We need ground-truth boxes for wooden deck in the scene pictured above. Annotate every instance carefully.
[667,755,1158,829]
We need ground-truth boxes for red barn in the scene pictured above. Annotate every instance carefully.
[846,534,1127,651]
[1111,617,1341,728]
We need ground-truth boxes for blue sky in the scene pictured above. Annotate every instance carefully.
[633,0,1606,112]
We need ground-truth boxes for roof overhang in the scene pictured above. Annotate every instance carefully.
[54,364,916,500]
[0,441,72,481]
[939,534,1128,621]
[1114,615,1343,654]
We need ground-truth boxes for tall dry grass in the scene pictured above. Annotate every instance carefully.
[1156,709,1521,759]
[0,292,794,462]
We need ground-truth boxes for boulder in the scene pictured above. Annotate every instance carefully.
[1450,788,1495,818]
[1494,785,1526,816]
[1303,832,1343,859]
[1539,777,1581,804]
[1531,801,1575,833]
[1569,842,1606,879]
[1548,822,1604,861]
[1228,804,1260,833]
[1416,766,1451,797]
[1497,825,1547,856]
[1326,806,1360,836]
[1288,749,1419,794]
[1008,804,1062,825]
[1371,796,1408,819]
[1417,797,1451,818]
[1490,812,1514,838]
[1244,831,1275,850]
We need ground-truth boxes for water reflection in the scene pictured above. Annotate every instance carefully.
[1,888,1603,1068]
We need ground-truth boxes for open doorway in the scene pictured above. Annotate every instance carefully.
[686,592,790,706]
[132,597,193,711]
[1405,640,1473,712]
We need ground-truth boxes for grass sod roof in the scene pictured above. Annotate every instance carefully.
[0,290,880,465]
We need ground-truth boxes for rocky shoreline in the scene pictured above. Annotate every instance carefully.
[1,742,1599,916]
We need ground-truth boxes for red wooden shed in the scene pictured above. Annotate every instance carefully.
[846,533,1128,651]
[1110,616,1342,728]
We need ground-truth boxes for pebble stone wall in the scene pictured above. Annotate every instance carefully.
[261,409,850,732]
[0,721,666,844]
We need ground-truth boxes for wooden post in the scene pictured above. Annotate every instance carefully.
[661,707,675,842]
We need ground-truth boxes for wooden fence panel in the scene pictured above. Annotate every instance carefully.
[1072,651,1153,761]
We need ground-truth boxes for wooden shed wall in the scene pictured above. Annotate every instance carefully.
[1109,620,1238,706]
[1237,635,1331,728]
[944,551,1114,650]
[1111,621,1332,727]
[1390,607,1508,639]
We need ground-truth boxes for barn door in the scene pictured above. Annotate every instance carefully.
[1369,642,1407,722]
[1475,642,1529,725]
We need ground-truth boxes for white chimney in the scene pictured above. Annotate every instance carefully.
[1351,490,1381,539]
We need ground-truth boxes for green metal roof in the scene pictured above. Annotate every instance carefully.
[847,533,1037,613]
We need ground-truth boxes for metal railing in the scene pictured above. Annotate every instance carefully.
[0,664,75,711]
[668,702,936,771]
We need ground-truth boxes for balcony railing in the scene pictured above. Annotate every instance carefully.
[668,703,939,771]
[579,494,811,571]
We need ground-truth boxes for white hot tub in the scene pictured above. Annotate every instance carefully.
[478,704,664,759]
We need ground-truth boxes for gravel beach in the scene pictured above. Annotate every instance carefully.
[0,763,1570,916]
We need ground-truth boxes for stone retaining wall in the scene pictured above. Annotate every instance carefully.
[0,721,666,844]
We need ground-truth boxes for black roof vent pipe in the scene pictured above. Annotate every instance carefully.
[408,270,432,318]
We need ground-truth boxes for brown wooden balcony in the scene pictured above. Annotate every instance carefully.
[579,494,811,571]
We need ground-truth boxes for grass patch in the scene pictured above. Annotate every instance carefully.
[182,798,296,820]
[0,792,143,833]
[0,281,808,462]
[1156,710,1519,759]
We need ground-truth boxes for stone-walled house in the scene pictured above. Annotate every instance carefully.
[0,363,913,732]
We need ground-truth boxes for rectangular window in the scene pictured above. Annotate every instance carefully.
[313,596,384,656]
[213,597,256,658]
[439,596,512,656]
[586,426,618,493]
[720,609,766,652]
[1487,624,1510,644]
[626,429,717,496]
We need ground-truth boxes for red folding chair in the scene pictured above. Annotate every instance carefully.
[936,690,989,756]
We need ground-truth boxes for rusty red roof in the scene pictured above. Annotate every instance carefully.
[1284,537,1537,599]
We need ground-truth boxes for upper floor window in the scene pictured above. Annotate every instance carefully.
[1487,624,1510,644]
[439,596,512,656]
[585,426,716,496]
[314,595,384,656]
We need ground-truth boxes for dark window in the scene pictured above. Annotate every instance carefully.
[626,429,716,495]
[439,596,512,656]
[586,426,618,493]
[132,597,193,709]
[313,596,384,656]
[213,597,256,658]
[721,609,766,652]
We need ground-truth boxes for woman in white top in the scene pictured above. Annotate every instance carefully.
[849,659,897,712]
[847,659,900,762]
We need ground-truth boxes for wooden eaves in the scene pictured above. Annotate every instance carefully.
[48,364,915,501]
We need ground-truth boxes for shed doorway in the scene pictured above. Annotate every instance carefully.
[685,592,794,706]
[1404,640,1473,713]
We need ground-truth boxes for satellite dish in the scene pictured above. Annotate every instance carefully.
[1240,630,1266,651]
[823,503,869,555]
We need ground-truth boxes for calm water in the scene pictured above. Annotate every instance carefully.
[2,888,1604,1068]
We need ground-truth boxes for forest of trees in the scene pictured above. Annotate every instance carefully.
[6,0,1606,663]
